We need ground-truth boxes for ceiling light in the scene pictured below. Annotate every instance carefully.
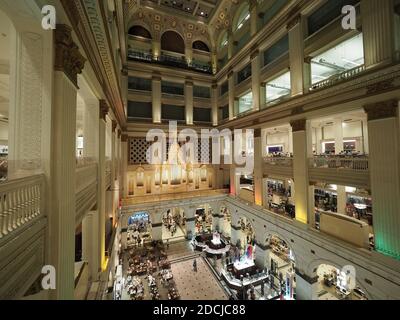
[200,11,204,15]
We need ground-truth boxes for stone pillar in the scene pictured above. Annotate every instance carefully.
[254,129,263,206]
[7,21,48,178]
[152,41,161,60]
[291,119,313,225]
[184,206,196,239]
[287,15,310,96]
[336,185,347,214]
[255,244,269,269]
[315,126,323,154]
[334,118,343,154]
[185,46,193,65]
[82,211,99,280]
[82,99,98,159]
[250,50,261,112]
[152,75,162,124]
[295,271,319,300]
[121,68,128,116]
[362,120,369,154]
[121,134,128,198]
[211,51,218,74]
[150,209,163,241]
[364,100,400,259]
[231,225,241,246]
[98,100,109,273]
[185,80,194,125]
[361,0,395,68]
[211,83,218,126]
[49,25,85,300]
[228,70,235,120]
[210,202,221,231]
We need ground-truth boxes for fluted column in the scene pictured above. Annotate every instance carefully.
[254,129,263,206]
[185,80,194,125]
[121,134,128,198]
[152,75,162,123]
[364,99,400,259]
[49,24,85,300]
[228,70,235,120]
[211,83,218,126]
[82,99,98,159]
[98,101,109,273]
[82,211,99,280]
[111,120,117,184]
[251,50,261,112]
[361,0,395,68]
[287,15,310,96]
[291,119,314,225]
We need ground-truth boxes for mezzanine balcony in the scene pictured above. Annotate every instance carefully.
[263,156,293,178]
[309,155,370,188]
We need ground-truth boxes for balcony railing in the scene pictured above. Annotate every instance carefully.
[0,174,44,238]
[310,65,366,91]
[127,49,213,74]
[310,156,369,171]
[264,156,293,167]
[76,157,97,168]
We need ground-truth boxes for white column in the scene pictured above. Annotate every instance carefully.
[295,272,319,300]
[255,245,268,269]
[336,185,347,214]
[121,134,128,198]
[361,0,395,68]
[334,118,344,154]
[251,50,261,112]
[211,83,218,126]
[82,211,99,280]
[249,0,259,36]
[291,119,313,225]
[254,129,263,206]
[49,25,85,300]
[82,100,98,159]
[364,100,400,259]
[315,127,323,154]
[152,75,161,123]
[185,80,194,125]
[98,101,108,273]
[228,71,235,120]
[152,41,161,60]
[287,15,310,96]
[8,23,46,178]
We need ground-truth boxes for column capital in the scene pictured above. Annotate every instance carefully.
[248,0,258,11]
[185,80,194,86]
[250,49,260,60]
[152,74,162,81]
[364,99,398,121]
[290,119,307,132]
[54,24,86,88]
[99,100,109,121]
[121,134,128,142]
[211,83,218,90]
[117,129,121,138]
[227,69,234,79]
[286,13,302,31]
[254,128,261,138]
[112,120,117,133]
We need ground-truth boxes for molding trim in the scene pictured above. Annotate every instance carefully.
[364,99,398,121]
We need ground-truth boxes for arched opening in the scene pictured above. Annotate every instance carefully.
[0,10,13,181]
[315,264,368,300]
[194,204,212,234]
[192,40,210,52]
[161,31,185,54]
[128,25,152,39]
[238,216,255,248]
[126,211,152,248]
[162,207,187,241]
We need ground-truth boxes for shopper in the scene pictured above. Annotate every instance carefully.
[193,259,197,272]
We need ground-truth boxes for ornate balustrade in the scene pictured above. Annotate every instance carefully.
[310,65,366,91]
[0,174,44,238]
[310,156,369,171]
[263,156,293,167]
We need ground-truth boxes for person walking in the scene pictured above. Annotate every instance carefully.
[193,259,197,272]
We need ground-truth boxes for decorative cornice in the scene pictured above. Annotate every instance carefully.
[54,24,86,88]
[364,99,398,121]
[99,100,109,121]
[250,49,259,60]
[290,119,306,132]
[366,79,395,94]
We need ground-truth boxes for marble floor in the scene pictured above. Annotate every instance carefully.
[170,257,229,300]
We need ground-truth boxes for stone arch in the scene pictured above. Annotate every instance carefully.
[128,25,152,39]
[264,230,297,262]
[127,17,155,39]
[192,39,211,52]
[161,30,186,54]
[306,258,373,300]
